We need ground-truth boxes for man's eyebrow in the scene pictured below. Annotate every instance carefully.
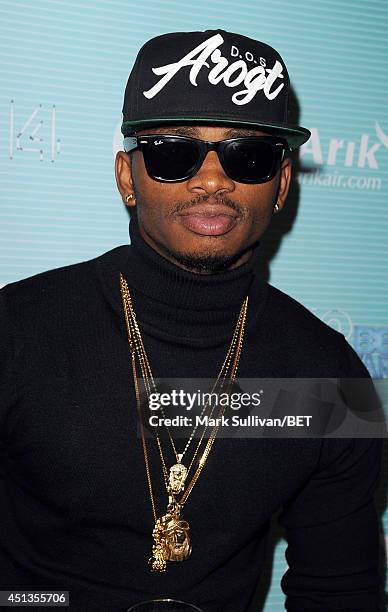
[223,127,267,138]
[143,126,200,137]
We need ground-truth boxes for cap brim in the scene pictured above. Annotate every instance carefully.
[121,117,310,149]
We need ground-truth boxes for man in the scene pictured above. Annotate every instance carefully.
[0,29,383,611]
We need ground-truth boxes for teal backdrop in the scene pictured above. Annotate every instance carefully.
[1,0,387,609]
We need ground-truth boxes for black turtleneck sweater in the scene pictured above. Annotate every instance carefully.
[0,216,383,611]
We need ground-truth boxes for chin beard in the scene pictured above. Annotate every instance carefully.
[162,246,246,273]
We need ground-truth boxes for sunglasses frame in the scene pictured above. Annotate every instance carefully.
[123,134,288,184]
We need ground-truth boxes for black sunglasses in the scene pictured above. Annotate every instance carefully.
[123,134,288,184]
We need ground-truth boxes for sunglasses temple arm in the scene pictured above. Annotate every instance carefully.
[123,136,138,153]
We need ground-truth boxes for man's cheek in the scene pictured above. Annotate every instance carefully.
[251,210,272,238]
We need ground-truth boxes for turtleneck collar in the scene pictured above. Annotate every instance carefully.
[96,213,268,348]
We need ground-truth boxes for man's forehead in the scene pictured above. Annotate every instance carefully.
[135,125,269,138]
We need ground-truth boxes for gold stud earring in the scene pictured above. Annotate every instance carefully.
[125,194,134,203]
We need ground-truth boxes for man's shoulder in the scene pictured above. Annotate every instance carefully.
[0,246,129,319]
[263,285,371,379]
[266,281,330,323]
[263,282,346,359]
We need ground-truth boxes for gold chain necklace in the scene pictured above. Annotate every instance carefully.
[120,272,247,476]
[119,272,248,572]
[121,273,247,468]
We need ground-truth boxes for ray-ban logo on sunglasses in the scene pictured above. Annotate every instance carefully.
[154,140,164,145]
[143,33,285,106]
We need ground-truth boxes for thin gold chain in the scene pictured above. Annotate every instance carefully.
[120,272,247,482]
[119,271,248,518]
[120,272,247,464]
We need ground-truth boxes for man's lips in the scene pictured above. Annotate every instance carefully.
[177,205,239,236]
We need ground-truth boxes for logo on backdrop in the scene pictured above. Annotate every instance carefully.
[8,100,61,162]
[142,33,285,106]
[354,326,388,379]
[312,310,387,378]
[317,308,354,340]
[298,122,388,191]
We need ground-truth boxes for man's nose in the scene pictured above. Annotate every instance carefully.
[186,151,235,196]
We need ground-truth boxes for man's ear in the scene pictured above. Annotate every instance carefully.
[115,151,136,207]
[273,157,292,214]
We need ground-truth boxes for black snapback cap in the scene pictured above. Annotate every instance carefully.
[121,29,310,149]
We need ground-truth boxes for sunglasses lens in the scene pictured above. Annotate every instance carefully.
[144,138,199,181]
[223,140,280,183]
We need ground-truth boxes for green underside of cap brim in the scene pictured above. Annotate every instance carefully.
[121,117,310,149]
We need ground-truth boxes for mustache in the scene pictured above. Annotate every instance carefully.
[171,193,245,216]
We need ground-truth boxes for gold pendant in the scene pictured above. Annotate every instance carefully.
[168,461,188,495]
[149,503,192,572]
